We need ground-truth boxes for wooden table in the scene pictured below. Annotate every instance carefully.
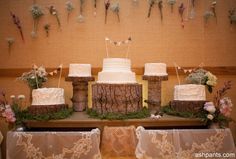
[24,112,206,130]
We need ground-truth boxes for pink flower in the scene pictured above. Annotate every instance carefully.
[220,97,233,117]
[2,105,16,123]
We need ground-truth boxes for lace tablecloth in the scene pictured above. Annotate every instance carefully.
[135,126,236,159]
[7,129,101,159]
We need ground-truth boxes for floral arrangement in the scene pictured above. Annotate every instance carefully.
[104,0,110,23]
[30,4,44,38]
[44,24,50,37]
[110,2,120,22]
[6,37,15,54]
[167,0,176,13]
[48,5,61,28]
[65,1,74,22]
[147,0,156,18]
[186,68,217,93]
[10,12,24,42]
[228,8,236,24]
[203,81,233,128]
[0,91,16,123]
[158,0,163,21]
[178,3,185,28]
[18,65,48,89]
[77,0,85,23]
[93,0,97,16]
[203,1,217,25]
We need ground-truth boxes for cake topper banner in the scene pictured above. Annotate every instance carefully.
[173,62,204,85]
[105,37,131,46]
[48,64,63,76]
[105,37,132,58]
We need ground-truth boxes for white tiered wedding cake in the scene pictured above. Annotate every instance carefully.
[174,84,206,101]
[32,88,65,106]
[144,63,168,76]
[97,58,136,83]
[68,64,91,77]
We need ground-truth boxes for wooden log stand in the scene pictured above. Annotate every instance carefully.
[65,77,95,112]
[143,75,168,114]
[92,83,142,114]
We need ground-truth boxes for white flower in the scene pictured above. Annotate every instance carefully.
[207,114,214,120]
[204,102,216,114]
[10,95,16,99]
[206,72,217,86]
[150,114,162,120]
[52,11,56,15]
[18,95,25,100]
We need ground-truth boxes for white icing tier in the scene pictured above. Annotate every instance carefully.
[68,64,91,77]
[144,63,168,76]
[174,84,206,101]
[32,88,65,105]
[97,58,137,83]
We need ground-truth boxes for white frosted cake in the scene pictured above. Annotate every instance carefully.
[68,64,91,77]
[32,88,65,105]
[174,84,206,101]
[97,58,136,83]
[144,63,168,76]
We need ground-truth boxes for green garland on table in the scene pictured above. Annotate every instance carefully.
[87,108,150,120]
[12,104,73,126]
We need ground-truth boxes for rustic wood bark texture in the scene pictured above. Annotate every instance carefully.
[170,100,206,113]
[142,75,168,113]
[28,104,68,115]
[65,77,95,112]
[92,83,142,114]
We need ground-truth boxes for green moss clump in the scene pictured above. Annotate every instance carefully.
[87,108,150,120]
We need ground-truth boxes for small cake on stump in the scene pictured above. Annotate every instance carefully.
[92,58,142,115]
[143,63,168,114]
[65,64,95,112]
[28,88,68,115]
[170,84,206,113]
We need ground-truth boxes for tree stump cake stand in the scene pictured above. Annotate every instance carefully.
[142,75,168,114]
[65,77,95,112]
[92,83,143,114]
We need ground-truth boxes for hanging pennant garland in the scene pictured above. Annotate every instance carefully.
[48,64,63,76]
[10,12,24,42]
[178,3,185,28]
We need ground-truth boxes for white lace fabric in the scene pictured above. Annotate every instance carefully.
[7,129,101,159]
[135,127,236,159]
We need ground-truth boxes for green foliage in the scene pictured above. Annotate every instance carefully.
[87,108,150,120]
[12,104,73,126]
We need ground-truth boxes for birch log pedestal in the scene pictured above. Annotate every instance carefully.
[143,75,168,114]
[65,77,95,112]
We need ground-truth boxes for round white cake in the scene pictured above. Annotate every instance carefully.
[144,63,168,76]
[68,64,91,77]
[97,58,136,83]
[32,88,65,105]
[174,84,206,101]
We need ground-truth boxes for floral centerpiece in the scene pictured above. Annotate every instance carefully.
[186,68,217,93]
[0,91,16,123]
[203,81,233,128]
[18,65,48,89]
